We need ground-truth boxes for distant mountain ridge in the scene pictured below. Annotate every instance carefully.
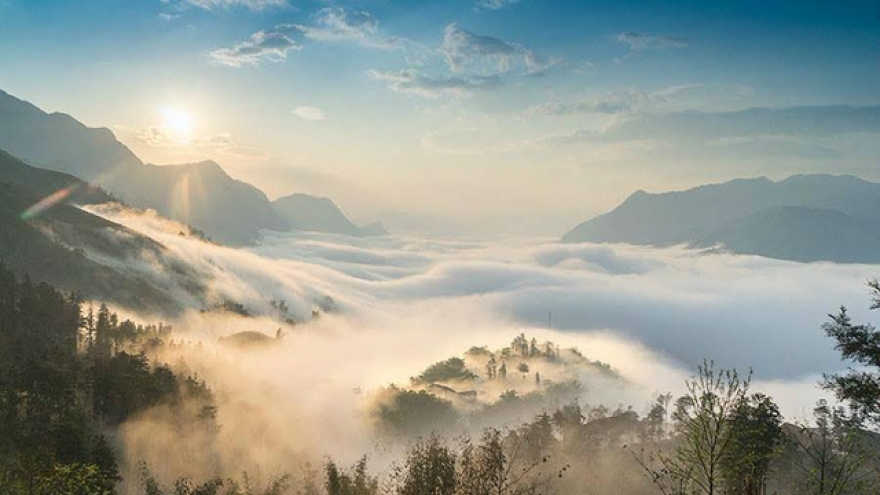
[563,174,880,263]
[272,193,387,237]
[0,89,384,244]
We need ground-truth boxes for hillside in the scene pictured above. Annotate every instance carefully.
[272,193,387,237]
[563,174,880,263]
[116,160,289,245]
[373,333,626,437]
[0,151,206,313]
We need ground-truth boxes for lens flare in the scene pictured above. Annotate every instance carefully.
[20,184,79,220]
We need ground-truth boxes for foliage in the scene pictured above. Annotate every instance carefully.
[414,358,478,384]
[375,388,460,437]
[822,301,880,426]
[324,457,377,495]
[0,264,215,493]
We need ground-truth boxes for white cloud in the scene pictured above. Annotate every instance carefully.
[77,205,871,476]
[441,23,520,74]
[207,8,425,69]
[208,25,303,67]
[294,106,326,121]
[368,69,502,98]
[178,0,287,10]
[297,7,398,49]
[439,23,560,78]
[614,32,688,53]
[474,0,525,11]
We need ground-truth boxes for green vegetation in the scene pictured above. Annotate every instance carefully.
[0,263,215,494]
[6,262,880,494]
[413,357,477,384]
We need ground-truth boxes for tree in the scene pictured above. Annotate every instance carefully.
[486,356,497,381]
[787,400,874,495]
[499,362,507,380]
[637,361,750,495]
[822,300,880,426]
[720,393,784,495]
[325,457,376,495]
[393,435,457,495]
[517,363,529,380]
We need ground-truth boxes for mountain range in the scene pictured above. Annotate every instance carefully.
[563,175,880,263]
[0,89,383,245]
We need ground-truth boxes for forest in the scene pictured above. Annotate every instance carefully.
[3,262,880,495]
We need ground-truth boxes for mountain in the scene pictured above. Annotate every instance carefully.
[0,148,115,205]
[271,193,387,237]
[0,89,286,245]
[114,160,288,245]
[563,174,880,263]
[0,90,142,180]
[0,150,207,313]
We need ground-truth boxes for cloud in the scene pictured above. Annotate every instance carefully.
[297,7,398,49]
[437,23,560,79]
[474,0,525,12]
[441,23,521,74]
[552,105,880,144]
[525,90,655,118]
[614,32,689,53]
[76,205,873,480]
[294,106,326,121]
[174,0,287,10]
[208,8,424,69]
[126,125,269,161]
[367,69,502,98]
[524,50,563,76]
[208,25,303,67]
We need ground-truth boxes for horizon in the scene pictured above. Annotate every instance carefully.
[1,0,879,234]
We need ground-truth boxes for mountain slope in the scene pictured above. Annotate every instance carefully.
[0,151,206,313]
[0,90,287,245]
[0,149,114,204]
[116,160,289,245]
[0,89,142,180]
[272,193,385,237]
[563,174,880,263]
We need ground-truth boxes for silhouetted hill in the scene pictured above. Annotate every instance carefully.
[0,90,287,245]
[272,193,386,237]
[563,175,880,263]
[0,151,206,313]
[117,160,289,245]
[0,89,143,180]
[0,148,116,204]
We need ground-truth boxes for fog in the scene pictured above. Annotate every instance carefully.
[81,204,877,487]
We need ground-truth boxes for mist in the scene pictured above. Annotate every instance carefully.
[77,204,873,488]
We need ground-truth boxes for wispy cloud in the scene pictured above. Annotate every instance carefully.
[173,0,287,10]
[441,23,520,74]
[474,0,525,12]
[208,25,303,67]
[298,7,398,49]
[368,69,502,98]
[524,84,753,119]
[614,32,688,53]
[207,7,423,68]
[294,106,326,121]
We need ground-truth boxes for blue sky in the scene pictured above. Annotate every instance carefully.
[1,0,879,233]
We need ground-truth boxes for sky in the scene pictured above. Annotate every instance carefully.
[1,0,879,234]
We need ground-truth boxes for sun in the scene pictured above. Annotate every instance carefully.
[161,107,194,142]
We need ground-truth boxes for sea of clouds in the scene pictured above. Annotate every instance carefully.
[83,204,880,473]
